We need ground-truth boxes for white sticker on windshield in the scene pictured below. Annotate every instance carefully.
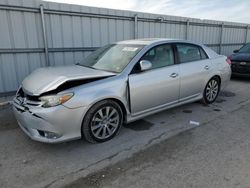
[122,47,138,52]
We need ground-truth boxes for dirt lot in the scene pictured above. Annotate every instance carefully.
[0,78,250,188]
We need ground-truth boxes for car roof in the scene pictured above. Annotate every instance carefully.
[116,38,202,46]
[116,38,219,58]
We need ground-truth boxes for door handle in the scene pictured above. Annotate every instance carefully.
[170,73,178,78]
[204,65,210,70]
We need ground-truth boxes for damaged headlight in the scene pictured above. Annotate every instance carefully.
[39,93,74,108]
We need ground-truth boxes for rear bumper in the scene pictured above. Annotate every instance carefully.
[220,66,231,90]
[13,98,87,143]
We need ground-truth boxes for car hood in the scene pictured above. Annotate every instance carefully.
[229,53,250,61]
[22,65,116,96]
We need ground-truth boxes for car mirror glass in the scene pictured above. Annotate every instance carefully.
[139,60,152,71]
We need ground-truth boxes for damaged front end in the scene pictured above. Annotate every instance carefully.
[12,65,117,143]
[21,65,116,96]
[13,87,64,142]
[12,74,115,143]
[13,86,89,143]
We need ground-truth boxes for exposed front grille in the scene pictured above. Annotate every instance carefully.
[18,88,40,101]
[16,88,42,106]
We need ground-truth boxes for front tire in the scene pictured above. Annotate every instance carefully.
[82,100,123,143]
[202,77,220,104]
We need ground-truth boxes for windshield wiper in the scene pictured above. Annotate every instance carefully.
[75,63,100,71]
[75,62,118,73]
[75,63,92,68]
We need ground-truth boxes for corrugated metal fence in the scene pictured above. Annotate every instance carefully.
[0,0,249,96]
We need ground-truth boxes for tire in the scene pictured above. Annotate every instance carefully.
[202,77,220,104]
[82,100,123,143]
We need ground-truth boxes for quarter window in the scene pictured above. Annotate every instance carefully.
[200,48,208,59]
[141,44,174,69]
[176,44,206,63]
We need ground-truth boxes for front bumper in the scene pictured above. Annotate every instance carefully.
[13,97,88,143]
[231,63,250,77]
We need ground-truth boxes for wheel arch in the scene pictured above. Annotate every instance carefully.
[211,75,221,87]
[204,74,221,89]
[105,98,127,123]
[81,97,128,133]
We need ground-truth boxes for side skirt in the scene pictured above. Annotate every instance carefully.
[126,94,203,124]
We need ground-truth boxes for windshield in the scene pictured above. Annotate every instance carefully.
[79,44,145,73]
[239,43,250,53]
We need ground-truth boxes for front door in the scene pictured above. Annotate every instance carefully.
[128,44,180,115]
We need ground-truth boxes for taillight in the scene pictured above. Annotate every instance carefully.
[226,58,232,65]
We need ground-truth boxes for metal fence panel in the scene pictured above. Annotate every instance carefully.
[223,27,246,44]
[0,0,249,95]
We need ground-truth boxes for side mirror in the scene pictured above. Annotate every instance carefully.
[233,49,239,53]
[139,60,152,71]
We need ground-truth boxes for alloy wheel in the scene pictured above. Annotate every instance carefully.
[90,106,120,139]
[206,79,219,102]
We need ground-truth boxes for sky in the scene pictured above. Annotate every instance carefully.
[44,0,250,24]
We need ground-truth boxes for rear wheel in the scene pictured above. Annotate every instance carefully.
[82,100,123,143]
[202,77,220,104]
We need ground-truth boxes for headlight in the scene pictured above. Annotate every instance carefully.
[39,93,74,107]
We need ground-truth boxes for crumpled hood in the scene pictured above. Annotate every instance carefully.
[22,65,116,96]
[229,53,250,61]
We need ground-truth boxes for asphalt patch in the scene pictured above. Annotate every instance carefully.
[215,98,226,103]
[220,91,236,97]
[0,105,18,131]
[213,108,221,112]
[124,119,154,131]
[183,109,192,113]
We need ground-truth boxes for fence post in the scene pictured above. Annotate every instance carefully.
[186,19,190,40]
[40,4,49,66]
[219,22,224,54]
[134,14,138,39]
[245,25,249,43]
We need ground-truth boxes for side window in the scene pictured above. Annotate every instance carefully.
[141,44,174,69]
[176,44,202,63]
[200,48,208,59]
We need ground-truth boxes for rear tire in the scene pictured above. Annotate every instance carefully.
[82,100,123,143]
[202,77,220,104]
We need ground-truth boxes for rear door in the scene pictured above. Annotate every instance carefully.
[128,44,180,115]
[175,43,211,101]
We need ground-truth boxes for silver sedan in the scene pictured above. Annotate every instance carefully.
[13,39,231,143]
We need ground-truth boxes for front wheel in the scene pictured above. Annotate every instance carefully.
[202,77,220,104]
[82,100,123,143]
